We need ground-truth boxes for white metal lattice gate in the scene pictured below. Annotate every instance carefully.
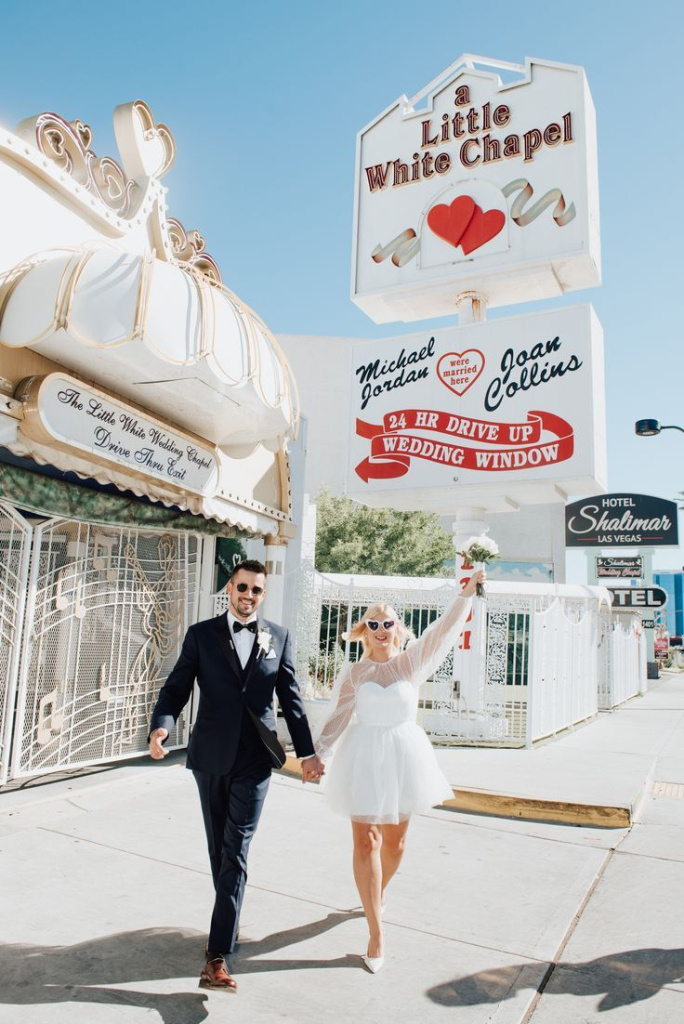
[0,502,202,783]
[0,503,32,784]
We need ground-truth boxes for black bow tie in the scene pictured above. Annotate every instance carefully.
[233,620,257,634]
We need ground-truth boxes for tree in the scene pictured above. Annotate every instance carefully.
[314,488,453,577]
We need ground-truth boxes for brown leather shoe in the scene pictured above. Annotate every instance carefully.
[199,957,238,992]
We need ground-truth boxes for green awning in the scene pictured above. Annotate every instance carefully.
[0,461,246,538]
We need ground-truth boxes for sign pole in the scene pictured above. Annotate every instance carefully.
[642,547,655,663]
[455,292,488,325]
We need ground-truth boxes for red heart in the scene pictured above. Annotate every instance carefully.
[437,350,485,397]
[427,196,475,248]
[460,205,505,255]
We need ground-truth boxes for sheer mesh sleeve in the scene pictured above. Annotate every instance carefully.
[313,662,357,760]
[399,592,472,685]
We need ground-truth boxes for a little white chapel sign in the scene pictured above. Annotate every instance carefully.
[17,374,219,495]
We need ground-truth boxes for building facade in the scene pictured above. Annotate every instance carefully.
[654,571,684,638]
[0,100,300,783]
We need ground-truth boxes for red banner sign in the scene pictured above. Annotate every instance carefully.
[355,408,574,481]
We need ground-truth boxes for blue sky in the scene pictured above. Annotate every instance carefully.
[1,0,682,570]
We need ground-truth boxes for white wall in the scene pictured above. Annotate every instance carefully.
[279,333,358,498]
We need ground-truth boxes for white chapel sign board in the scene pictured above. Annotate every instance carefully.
[17,373,220,495]
[346,304,606,514]
[352,55,600,324]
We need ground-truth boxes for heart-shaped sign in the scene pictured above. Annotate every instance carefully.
[437,350,485,397]
[460,206,505,255]
[426,196,475,248]
[427,195,505,254]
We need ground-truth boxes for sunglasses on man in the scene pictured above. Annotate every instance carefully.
[235,582,264,596]
[365,619,396,632]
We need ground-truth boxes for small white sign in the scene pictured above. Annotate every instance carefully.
[20,374,219,495]
[352,55,600,324]
[346,304,605,513]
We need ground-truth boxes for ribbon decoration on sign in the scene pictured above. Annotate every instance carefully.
[371,228,420,267]
[370,179,576,266]
[355,408,574,481]
[502,178,576,227]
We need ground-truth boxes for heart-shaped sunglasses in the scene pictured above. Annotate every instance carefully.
[365,619,396,632]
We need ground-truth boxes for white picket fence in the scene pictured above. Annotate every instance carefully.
[598,611,647,710]
[294,565,647,748]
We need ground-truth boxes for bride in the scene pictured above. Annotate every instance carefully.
[314,570,484,973]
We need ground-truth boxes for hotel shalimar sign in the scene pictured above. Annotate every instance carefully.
[352,55,600,323]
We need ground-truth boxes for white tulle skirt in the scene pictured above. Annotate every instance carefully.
[323,721,454,824]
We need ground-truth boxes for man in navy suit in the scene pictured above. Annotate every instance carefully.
[148,559,324,993]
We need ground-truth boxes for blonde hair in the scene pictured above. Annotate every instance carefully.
[347,603,414,660]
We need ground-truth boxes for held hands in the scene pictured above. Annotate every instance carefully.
[461,569,486,598]
[148,727,169,760]
[301,753,325,784]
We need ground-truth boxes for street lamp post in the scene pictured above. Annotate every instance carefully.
[633,418,684,675]
[635,419,684,437]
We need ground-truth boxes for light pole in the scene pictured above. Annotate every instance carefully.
[634,418,684,675]
[635,419,684,437]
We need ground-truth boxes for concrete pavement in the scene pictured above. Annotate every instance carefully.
[1,672,684,1023]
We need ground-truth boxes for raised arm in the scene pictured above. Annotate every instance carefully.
[399,570,484,684]
[313,662,356,761]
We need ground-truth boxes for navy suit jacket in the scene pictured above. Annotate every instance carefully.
[150,612,314,775]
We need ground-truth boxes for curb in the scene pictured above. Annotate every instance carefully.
[443,789,631,828]
[280,755,632,828]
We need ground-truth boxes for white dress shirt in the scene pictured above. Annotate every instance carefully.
[227,611,258,669]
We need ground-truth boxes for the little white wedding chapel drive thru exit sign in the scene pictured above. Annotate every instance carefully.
[352,55,600,323]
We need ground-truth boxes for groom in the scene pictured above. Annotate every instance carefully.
[148,559,324,993]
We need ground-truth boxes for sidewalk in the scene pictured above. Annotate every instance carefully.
[435,669,684,826]
[1,673,684,1023]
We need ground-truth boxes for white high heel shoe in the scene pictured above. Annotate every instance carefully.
[363,934,384,973]
[362,953,384,974]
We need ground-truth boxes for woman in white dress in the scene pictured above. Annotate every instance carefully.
[314,570,484,973]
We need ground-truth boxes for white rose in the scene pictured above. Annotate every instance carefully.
[257,629,272,654]
[464,534,499,556]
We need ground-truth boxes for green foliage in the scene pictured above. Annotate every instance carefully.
[314,488,453,577]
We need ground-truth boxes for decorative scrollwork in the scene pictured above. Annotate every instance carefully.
[15,100,222,283]
[167,218,222,283]
[29,112,139,216]
[485,611,510,688]
[121,536,181,745]
[90,155,137,214]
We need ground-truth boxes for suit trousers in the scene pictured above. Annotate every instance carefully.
[193,766,271,955]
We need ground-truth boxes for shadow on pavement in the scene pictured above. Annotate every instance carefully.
[234,908,364,973]
[427,948,684,1011]
[0,910,363,1022]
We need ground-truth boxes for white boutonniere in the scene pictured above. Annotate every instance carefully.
[257,629,272,655]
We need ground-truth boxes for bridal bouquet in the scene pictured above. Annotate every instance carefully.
[456,535,499,598]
